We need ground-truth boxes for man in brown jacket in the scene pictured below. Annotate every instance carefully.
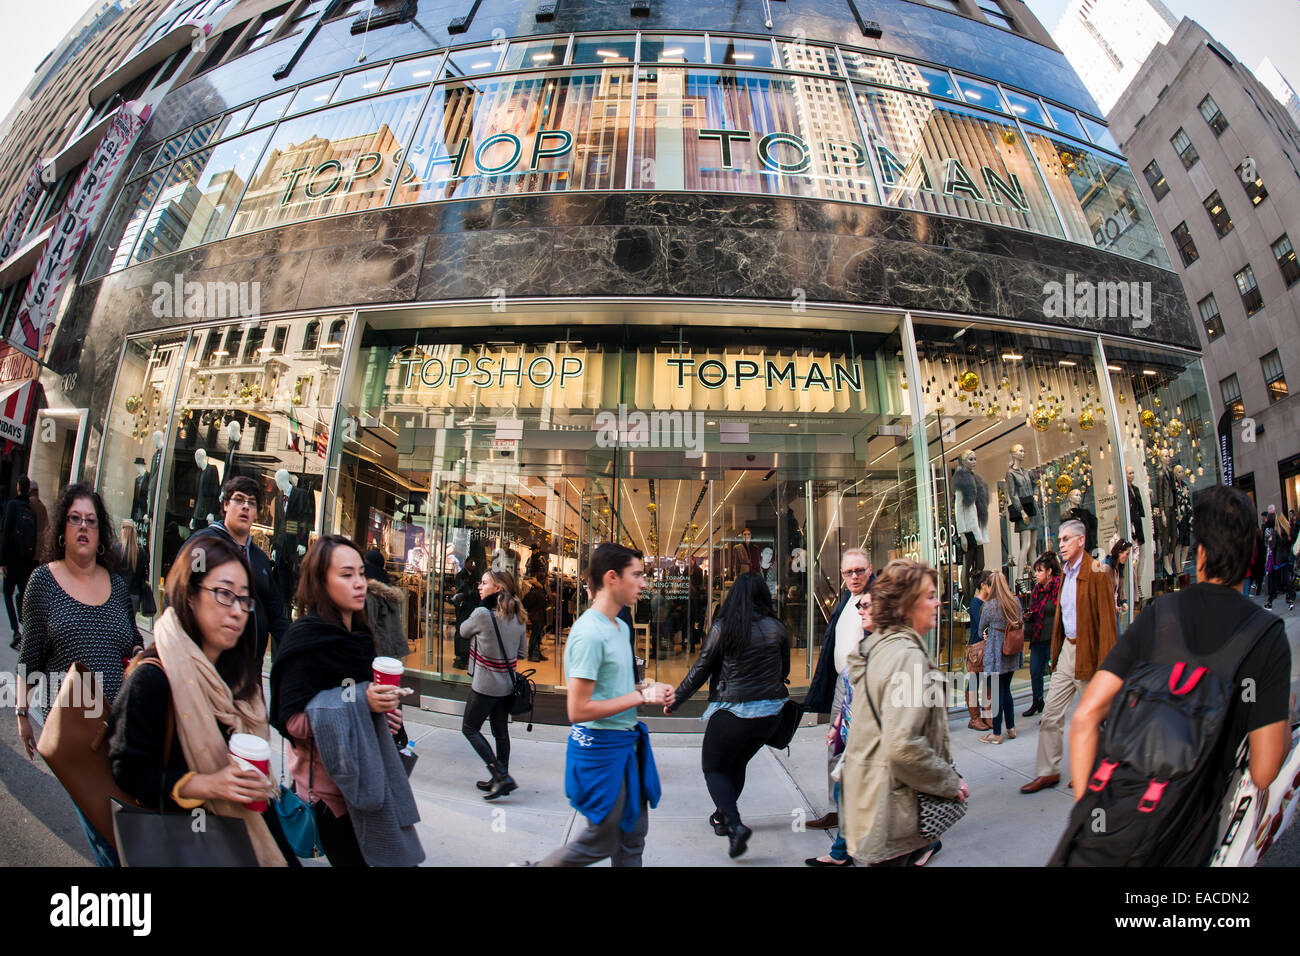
[1021,519,1118,793]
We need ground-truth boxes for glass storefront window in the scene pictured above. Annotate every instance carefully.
[213,103,255,139]
[286,77,340,115]
[1081,116,1120,152]
[391,69,632,202]
[571,35,636,65]
[1105,343,1220,605]
[856,88,1063,237]
[1027,132,1172,266]
[500,38,570,72]
[777,40,841,75]
[953,75,1007,113]
[914,322,1123,674]
[638,34,708,65]
[154,314,347,608]
[902,63,959,100]
[635,68,876,203]
[332,65,391,102]
[441,45,502,78]
[383,54,443,91]
[153,131,189,169]
[126,128,273,264]
[1002,89,1049,127]
[246,91,294,129]
[126,145,161,182]
[229,89,425,236]
[709,35,775,69]
[85,166,171,276]
[840,50,902,86]
[329,309,922,699]
[100,332,189,619]
[1043,101,1086,140]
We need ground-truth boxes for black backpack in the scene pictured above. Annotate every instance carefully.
[1048,598,1278,867]
[9,501,37,567]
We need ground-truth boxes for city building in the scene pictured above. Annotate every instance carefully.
[0,0,1211,721]
[1256,57,1300,134]
[1051,0,1177,114]
[1110,19,1300,515]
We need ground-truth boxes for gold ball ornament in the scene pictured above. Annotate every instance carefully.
[1140,409,1157,429]
[986,403,999,418]
[1078,408,1096,430]
[1031,405,1052,432]
[1166,420,1183,438]
[959,371,979,392]
[1055,475,1073,495]
[124,395,142,414]
[1153,396,1161,407]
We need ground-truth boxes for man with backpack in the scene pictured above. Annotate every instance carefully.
[1,476,40,649]
[1052,484,1292,866]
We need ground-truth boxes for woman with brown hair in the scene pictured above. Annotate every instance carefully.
[459,567,527,800]
[108,533,293,866]
[1022,551,1062,717]
[841,558,968,866]
[977,571,1024,744]
[269,535,423,867]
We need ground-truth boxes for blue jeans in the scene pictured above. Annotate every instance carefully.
[74,804,120,868]
[1029,642,1050,704]
[830,781,848,861]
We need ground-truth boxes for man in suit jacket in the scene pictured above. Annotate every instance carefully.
[1021,519,1118,793]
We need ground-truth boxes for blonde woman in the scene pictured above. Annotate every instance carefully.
[841,559,968,866]
[978,571,1024,744]
[460,568,527,800]
[119,520,151,617]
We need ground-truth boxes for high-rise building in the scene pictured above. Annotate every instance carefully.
[1256,57,1300,133]
[1052,0,1178,113]
[0,0,1207,717]
[1110,19,1300,515]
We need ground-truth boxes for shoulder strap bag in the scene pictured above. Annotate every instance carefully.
[272,734,322,858]
[490,612,537,732]
[859,644,967,842]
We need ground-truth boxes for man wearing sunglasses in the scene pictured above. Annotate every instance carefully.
[803,548,874,853]
[189,475,288,662]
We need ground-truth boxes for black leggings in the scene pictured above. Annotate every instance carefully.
[700,709,781,828]
[313,801,367,867]
[462,689,511,769]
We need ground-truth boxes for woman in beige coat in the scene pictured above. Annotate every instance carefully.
[841,558,970,865]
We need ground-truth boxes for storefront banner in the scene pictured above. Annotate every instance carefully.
[1218,407,1234,489]
[0,380,34,446]
[8,100,151,359]
[0,163,45,262]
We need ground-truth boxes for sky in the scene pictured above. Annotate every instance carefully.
[1026,0,1300,96]
[0,1,1299,130]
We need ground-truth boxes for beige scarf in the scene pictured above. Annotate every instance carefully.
[153,607,287,867]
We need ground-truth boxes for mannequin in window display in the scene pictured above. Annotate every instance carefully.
[131,457,150,525]
[1005,443,1037,575]
[1173,464,1193,572]
[1154,450,1178,577]
[1065,488,1098,555]
[731,527,758,577]
[225,419,242,479]
[951,449,989,600]
[1126,466,1147,546]
[190,448,220,530]
[146,430,164,526]
[271,469,310,610]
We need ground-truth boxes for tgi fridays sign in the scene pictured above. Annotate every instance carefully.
[7,101,150,359]
[0,163,45,261]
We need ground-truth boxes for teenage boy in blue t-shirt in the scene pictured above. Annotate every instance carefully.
[536,543,675,866]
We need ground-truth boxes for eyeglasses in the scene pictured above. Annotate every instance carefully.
[841,567,870,577]
[66,514,98,529]
[198,585,254,613]
[227,494,257,509]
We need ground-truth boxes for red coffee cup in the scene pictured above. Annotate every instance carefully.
[228,734,271,812]
[373,656,403,687]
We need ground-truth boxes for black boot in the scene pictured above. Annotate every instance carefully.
[483,760,517,801]
[727,821,753,859]
[476,759,506,792]
[1021,699,1043,717]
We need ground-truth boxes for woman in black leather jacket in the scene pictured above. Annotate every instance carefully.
[667,571,790,859]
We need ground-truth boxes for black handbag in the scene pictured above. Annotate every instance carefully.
[111,799,260,866]
[766,698,804,750]
[489,614,537,730]
[1019,495,1037,518]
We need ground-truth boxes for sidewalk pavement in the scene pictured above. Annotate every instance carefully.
[3,595,1296,866]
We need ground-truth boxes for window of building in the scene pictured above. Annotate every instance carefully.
[1171,221,1198,266]
[1171,127,1198,169]
[272,326,288,353]
[1002,89,1049,126]
[1197,94,1229,135]
[953,76,1008,113]
[301,320,320,351]
[1220,373,1244,420]
[1261,350,1288,404]
[324,0,368,19]
[1202,189,1233,238]
[282,0,325,39]
[193,21,248,75]
[1143,159,1169,200]
[977,2,1016,30]
[1273,233,1300,287]
[1234,264,1263,316]
[243,4,291,53]
[1043,101,1087,139]
[1197,293,1224,341]
[1235,162,1268,206]
[242,325,266,361]
[326,319,346,347]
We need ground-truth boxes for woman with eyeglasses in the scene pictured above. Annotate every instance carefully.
[107,534,296,866]
[15,482,141,866]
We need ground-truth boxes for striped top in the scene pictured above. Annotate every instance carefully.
[460,605,526,697]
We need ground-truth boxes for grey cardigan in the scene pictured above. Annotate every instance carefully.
[979,598,1023,675]
[460,605,526,697]
[306,686,424,867]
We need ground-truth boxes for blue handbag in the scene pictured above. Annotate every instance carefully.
[273,738,323,859]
